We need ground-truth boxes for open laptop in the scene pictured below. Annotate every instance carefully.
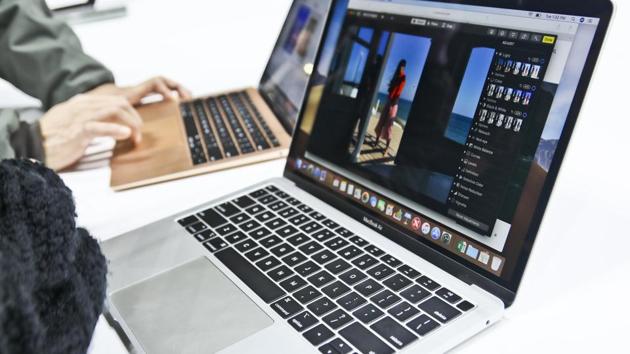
[109,0,332,191]
[102,0,612,353]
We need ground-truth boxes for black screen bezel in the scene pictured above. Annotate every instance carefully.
[284,0,613,306]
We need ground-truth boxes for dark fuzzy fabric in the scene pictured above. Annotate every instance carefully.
[0,159,107,354]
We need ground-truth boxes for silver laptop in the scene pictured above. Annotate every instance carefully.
[101,0,612,353]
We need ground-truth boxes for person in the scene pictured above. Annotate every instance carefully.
[0,0,192,171]
[374,59,406,154]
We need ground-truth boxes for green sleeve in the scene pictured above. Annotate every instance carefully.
[0,109,20,160]
[0,109,45,162]
[0,0,115,110]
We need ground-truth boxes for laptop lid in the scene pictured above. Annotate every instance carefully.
[258,0,333,134]
[284,0,612,306]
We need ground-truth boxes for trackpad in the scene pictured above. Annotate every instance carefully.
[110,257,274,354]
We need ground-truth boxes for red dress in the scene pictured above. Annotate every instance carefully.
[375,75,406,141]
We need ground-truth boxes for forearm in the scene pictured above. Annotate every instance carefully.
[0,109,45,162]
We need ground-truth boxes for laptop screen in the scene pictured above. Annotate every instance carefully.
[259,0,332,130]
[287,0,603,286]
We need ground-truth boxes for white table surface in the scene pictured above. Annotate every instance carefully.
[2,0,629,353]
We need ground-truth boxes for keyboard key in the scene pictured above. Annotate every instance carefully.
[259,235,283,248]
[382,274,412,292]
[240,220,261,232]
[381,255,402,268]
[308,270,335,288]
[367,264,395,281]
[388,302,420,322]
[299,241,324,255]
[371,290,401,309]
[185,222,207,234]
[287,233,310,246]
[276,225,299,238]
[232,196,255,208]
[265,185,279,192]
[312,250,337,265]
[294,286,322,304]
[270,243,295,258]
[325,259,351,275]
[297,204,313,213]
[338,246,363,260]
[321,219,339,229]
[280,275,307,292]
[230,213,250,224]
[349,236,368,247]
[335,227,353,238]
[288,214,310,226]
[301,221,323,234]
[234,239,257,253]
[249,189,268,199]
[244,204,265,215]
[353,304,384,324]
[324,338,352,354]
[400,285,431,304]
[353,254,379,270]
[325,237,349,251]
[254,211,275,222]
[407,314,440,336]
[286,197,301,206]
[307,297,337,316]
[249,227,272,240]
[259,195,278,205]
[355,279,384,297]
[398,265,421,279]
[193,229,216,242]
[268,265,294,282]
[371,317,418,349]
[203,237,228,253]
[289,311,318,332]
[225,231,248,244]
[322,281,351,299]
[282,251,308,267]
[177,215,198,227]
[216,224,238,236]
[310,211,326,221]
[417,276,441,291]
[457,300,475,312]
[216,202,240,217]
[278,207,299,218]
[322,309,353,330]
[268,200,288,212]
[337,292,367,311]
[436,288,462,304]
[339,322,394,354]
[275,191,290,199]
[256,256,281,272]
[365,245,385,257]
[272,296,303,319]
[215,248,285,303]
[244,247,269,262]
[304,324,334,346]
[419,297,462,323]
[295,261,321,277]
[312,229,335,242]
[265,218,287,230]
[339,268,367,286]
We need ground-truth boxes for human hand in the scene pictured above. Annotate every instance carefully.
[40,94,143,171]
[88,76,192,105]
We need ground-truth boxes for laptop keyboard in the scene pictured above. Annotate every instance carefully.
[179,91,279,165]
[177,185,475,353]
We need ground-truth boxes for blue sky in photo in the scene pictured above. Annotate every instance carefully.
[452,47,495,118]
[377,33,431,102]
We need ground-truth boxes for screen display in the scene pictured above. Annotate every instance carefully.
[289,0,601,283]
[260,0,332,129]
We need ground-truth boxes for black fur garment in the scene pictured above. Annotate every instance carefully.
[0,159,107,354]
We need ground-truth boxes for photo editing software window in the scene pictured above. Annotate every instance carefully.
[293,0,599,279]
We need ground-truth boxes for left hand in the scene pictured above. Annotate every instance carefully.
[88,76,193,106]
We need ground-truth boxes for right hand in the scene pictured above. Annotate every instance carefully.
[40,94,143,171]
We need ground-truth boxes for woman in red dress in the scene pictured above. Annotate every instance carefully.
[374,59,407,154]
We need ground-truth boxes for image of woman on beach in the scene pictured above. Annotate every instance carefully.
[374,59,407,153]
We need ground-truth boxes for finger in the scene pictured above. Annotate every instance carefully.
[83,121,133,141]
[90,104,143,144]
[163,77,193,100]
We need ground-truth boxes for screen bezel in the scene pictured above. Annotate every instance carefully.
[284,0,613,306]
[258,0,333,135]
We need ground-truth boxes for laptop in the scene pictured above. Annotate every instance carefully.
[109,0,332,191]
[101,0,612,353]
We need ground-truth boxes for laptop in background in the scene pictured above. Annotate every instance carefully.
[109,0,332,191]
[47,0,128,24]
[102,0,612,352]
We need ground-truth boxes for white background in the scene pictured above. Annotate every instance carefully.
[1,0,629,353]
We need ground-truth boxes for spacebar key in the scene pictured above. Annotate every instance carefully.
[340,322,394,354]
[215,248,286,303]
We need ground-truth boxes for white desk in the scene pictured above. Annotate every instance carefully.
[2,0,629,353]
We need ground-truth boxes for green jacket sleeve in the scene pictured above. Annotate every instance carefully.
[0,109,45,161]
[0,0,115,110]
